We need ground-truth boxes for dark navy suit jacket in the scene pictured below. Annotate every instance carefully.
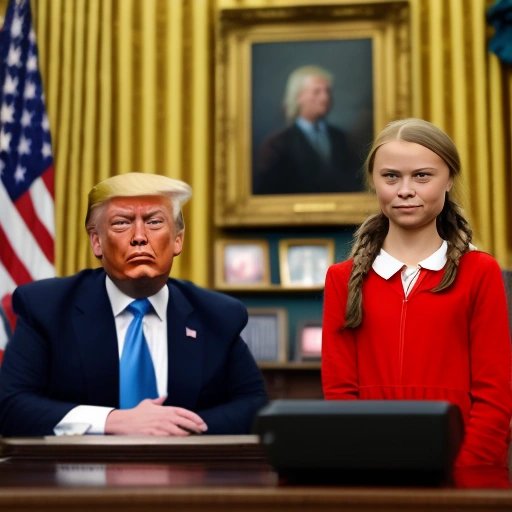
[254,123,363,195]
[0,269,268,436]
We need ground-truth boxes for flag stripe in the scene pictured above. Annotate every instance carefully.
[0,182,54,279]
[15,179,54,262]
[29,170,55,237]
[40,164,54,197]
[0,223,32,285]
[0,263,16,300]
[0,318,8,352]
[0,292,16,331]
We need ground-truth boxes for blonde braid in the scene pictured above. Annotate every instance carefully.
[345,213,389,328]
[434,198,472,292]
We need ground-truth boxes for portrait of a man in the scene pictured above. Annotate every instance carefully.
[251,39,373,196]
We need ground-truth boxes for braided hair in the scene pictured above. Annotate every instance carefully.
[344,119,473,328]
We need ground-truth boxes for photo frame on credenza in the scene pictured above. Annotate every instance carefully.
[296,320,322,361]
[241,308,288,363]
[279,238,334,288]
[214,239,270,290]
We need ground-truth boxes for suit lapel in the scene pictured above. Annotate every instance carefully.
[166,282,202,409]
[72,270,120,407]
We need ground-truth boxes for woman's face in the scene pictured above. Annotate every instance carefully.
[371,140,453,233]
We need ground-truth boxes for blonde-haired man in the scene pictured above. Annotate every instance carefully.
[0,173,267,436]
[255,65,362,195]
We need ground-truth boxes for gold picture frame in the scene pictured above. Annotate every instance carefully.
[279,238,335,289]
[241,307,288,364]
[215,1,410,226]
[215,239,271,289]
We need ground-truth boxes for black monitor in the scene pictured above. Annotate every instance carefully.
[253,400,463,485]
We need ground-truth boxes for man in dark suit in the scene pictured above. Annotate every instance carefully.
[0,173,268,436]
[254,65,363,195]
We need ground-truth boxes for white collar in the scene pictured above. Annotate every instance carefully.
[372,240,448,280]
[296,117,327,132]
[105,275,168,320]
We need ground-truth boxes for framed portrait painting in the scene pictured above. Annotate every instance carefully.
[215,1,411,226]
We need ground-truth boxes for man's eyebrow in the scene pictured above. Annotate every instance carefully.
[143,207,168,218]
[109,206,168,217]
[109,208,134,217]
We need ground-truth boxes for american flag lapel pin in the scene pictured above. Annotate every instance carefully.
[185,327,197,340]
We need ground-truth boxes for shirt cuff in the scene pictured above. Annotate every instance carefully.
[54,405,114,435]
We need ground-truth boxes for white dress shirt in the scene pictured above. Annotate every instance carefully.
[55,276,169,435]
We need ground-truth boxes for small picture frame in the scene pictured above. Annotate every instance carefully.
[296,321,323,361]
[279,239,335,288]
[241,308,288,363]
[215,239,270,289]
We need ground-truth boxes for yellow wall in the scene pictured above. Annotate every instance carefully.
[2,0,509,283]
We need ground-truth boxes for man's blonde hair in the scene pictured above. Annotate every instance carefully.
[85,172,192,233]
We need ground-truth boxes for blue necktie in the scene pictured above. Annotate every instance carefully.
[119,298,158,409]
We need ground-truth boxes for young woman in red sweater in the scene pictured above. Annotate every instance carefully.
[322,118,512,468]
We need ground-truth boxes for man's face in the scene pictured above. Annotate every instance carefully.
[297,75,332,122]
[89,195,183,287]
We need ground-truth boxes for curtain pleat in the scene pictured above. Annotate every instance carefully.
[98,1,113,186]
[185,0,212,285]
[469,0,494,251]
[140,1,157,172]
[80,0,100,270]
[488,55,508,260]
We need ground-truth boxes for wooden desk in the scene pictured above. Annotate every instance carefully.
[0,436,511,512]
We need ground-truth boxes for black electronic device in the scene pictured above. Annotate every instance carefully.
[253,400,463,484]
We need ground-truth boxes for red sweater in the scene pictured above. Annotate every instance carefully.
[322,250,512,467]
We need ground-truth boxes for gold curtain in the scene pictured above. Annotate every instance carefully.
[8,0,510,283]
[30,0,213,285]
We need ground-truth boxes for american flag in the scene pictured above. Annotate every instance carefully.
[0,0,55,359]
